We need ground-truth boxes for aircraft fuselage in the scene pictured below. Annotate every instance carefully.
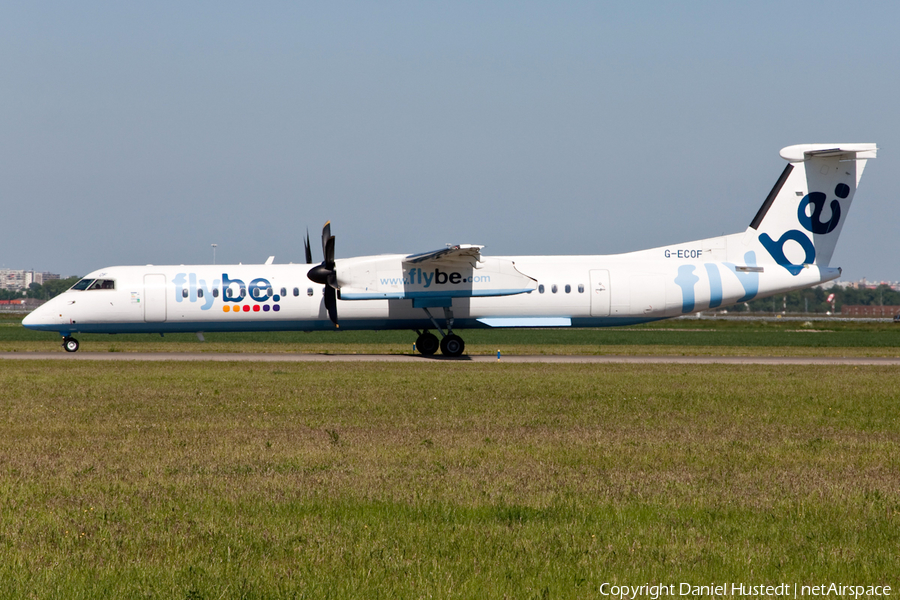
[24,233,837,337]
[22,143,875,355]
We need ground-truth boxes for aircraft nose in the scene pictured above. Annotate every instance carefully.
[22,302,56,329]
[21,309,39,327]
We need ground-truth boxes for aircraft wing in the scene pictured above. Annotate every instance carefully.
[335,243,535,301]
[405,244,483,264]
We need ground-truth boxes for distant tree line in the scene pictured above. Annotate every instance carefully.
[0,277,81,301]
[730,284,900,314]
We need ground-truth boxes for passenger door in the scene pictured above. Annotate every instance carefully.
[589,270,610,317]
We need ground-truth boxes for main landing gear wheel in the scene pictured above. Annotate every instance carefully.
[63,337,80,353]
[439,334,465,358]
[415,332,440,356]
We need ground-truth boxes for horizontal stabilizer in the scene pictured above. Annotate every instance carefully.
[779,144,877,162]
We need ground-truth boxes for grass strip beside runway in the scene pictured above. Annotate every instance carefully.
[0,360,897,597]
[3,315,900,356]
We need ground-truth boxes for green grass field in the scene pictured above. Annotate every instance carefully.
[2,316,898,597]
[3,313,900,356]
[1,357,898,598]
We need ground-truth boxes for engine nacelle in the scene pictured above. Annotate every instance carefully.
[334,254,536,300]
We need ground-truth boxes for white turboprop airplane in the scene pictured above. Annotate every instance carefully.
[24,143,876,356]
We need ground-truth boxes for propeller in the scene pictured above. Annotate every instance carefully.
[303,229,313,264]
[307,221,339,326]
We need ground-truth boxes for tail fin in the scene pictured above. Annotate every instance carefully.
[745,143,876,275]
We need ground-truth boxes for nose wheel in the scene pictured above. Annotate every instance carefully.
[62,337,80,353]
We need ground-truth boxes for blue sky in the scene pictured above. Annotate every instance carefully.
[2,1,897,281]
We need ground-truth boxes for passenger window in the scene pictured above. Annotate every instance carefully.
[213,288,219,298]
[307,288,314,297]
[565,284,571,294]
[267,288,274,297]
[197,289,204,298]
[239,289,246,298]
[538,284,545,294]
[551,284,558,294]
[182,289,189,298]
[293,287,300,297]
[280,287,286,297]
[578,284,585,293]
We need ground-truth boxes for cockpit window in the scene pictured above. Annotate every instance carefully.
[87,279,116,290]
[71,278,115,291]
[71,278,95,291]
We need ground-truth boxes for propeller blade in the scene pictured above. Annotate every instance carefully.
[308,221,336,283]
[323,234,335,269]
[307,220,340,328]
[324,285,338,325]
[321,221,331,259]
[304,229,313,264]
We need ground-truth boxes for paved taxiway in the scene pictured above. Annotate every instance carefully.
[1,352,899,365]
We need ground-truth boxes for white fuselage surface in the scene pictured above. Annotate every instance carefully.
[22,143,876,355]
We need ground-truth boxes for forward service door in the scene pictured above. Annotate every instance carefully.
[144,274,167,322]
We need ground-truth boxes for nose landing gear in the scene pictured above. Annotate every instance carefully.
[62,337,80,353]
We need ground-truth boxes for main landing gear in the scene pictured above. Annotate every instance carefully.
[414,306,466,358]
[62,336,80,353]
[415,331,440,356]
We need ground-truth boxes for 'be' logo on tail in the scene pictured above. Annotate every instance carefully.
[759,183,849,276]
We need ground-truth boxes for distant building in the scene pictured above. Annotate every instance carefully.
[819,279,900,291]
[841,305,900,317]
[0,269,29,290]
[0,269,60,291]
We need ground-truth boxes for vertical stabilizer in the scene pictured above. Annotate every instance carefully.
[745,144,876,274]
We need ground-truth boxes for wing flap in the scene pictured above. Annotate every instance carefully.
[405,245,483,264]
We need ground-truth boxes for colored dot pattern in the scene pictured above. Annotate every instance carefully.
[222,303,280,313]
